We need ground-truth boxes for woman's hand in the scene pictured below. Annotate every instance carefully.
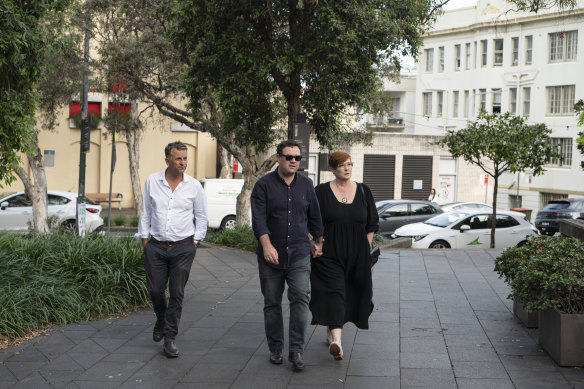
[310,241,323,257]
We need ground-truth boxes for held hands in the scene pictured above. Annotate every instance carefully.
[311,240,323,257]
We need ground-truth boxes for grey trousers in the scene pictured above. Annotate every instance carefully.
[144,239,196,340]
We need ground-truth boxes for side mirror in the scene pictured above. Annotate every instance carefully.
[1,201,8,210]
[460,224,471,233]
[381,213,391,219]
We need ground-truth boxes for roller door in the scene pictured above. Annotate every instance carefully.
[363,154,395,201]
[401,155,432,200]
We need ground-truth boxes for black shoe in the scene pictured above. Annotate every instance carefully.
[163,339,179,358]
[153,318,164,342]
[288,352,305,371]
[269,350,283,364]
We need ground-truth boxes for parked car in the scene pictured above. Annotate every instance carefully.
[201,178,248,230]
[441,202,529,221]
[392,209,539,249]
[376,200,443,237]
[0,190,103,232]
[535,198,584,236]
[440,202,493,212]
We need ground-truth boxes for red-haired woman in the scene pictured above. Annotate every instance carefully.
[309,151,378,361]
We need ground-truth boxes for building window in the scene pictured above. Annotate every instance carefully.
[511,37,519,66]
[547,85,575,116]
[391,97,401,118]
[492,89,502,113]
[481,40,488,67]
[540,192,568,209]
[437,91,444,117]
[525,35,533,65]
[493,39,503,66]
[455,44,461,71]
[453,91,459,118]
[465,43,471,70]
[509,88,517,114]
[547,137,572,167]
[425,48,434,72]
[423,92,432,116]
[474,42,478,68]
[549,31,578,62]
[464,90,470,118]
[523,87,531,117]
[472,89,476,115]
[479,88,486,112]
[438,46,445,72]
[44,150,55,167]
[509,195,522,209]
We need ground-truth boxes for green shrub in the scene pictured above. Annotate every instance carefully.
[0,232,147,339]
[372,233,386,246]
[129,215,140,227]
[113,214,127,226]
[102,215,109,226]
[206,225,257,252]
[494,235,584,314]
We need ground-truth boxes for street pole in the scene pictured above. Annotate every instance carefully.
[107,130,116,233]
[76,15,91,236]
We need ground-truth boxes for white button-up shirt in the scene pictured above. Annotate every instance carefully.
[137,170,208,242]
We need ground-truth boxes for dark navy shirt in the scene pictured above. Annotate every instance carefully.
[251,168,323,269]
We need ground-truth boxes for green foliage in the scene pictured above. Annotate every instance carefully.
[170,0,443,151]
[575,99,584,170]
[69,112,102,130]
[129,215,140,227]
[206,225,257,252]
[494,235,584,314]
[0,232,147,339]
[113,214,127,226]
[508,0,576,12]
[372,233,387,246]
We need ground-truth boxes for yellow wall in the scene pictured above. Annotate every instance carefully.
[1,96,217,208]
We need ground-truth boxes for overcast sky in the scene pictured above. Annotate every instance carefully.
[444,0,478,9]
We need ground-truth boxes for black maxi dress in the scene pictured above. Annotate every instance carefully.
[310,182,379,329]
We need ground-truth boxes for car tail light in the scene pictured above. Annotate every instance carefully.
[86,207,100,214]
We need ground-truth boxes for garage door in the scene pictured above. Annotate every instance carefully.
[363,154,395,201]
[401,155,432,200]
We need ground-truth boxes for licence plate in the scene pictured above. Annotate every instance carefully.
[541,222,549,226]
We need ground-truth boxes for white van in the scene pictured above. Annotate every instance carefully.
[201,178,245,230]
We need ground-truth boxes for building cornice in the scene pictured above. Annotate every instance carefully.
[425,8,584,38]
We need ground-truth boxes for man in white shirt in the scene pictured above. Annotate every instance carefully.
[137,141,208,358]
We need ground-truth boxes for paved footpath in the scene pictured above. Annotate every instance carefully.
[2,246,584,388]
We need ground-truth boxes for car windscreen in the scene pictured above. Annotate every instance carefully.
[376,203,390,213]
[543,202,570,210]
[424,212,468,227]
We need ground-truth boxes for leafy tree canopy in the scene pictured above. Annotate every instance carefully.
[0,0,71,186]
[170,0,443,151]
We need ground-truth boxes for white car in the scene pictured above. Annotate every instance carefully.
[0,190,103,232]
[201,178,250,230]
[392,209,539,249]
[440,202,493,212]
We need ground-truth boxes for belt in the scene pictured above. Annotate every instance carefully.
[150,236,193,249]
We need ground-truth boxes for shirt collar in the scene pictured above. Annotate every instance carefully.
[274,166,297,186]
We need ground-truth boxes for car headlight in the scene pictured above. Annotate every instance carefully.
[390,233,397,239]
[413,234,428,242]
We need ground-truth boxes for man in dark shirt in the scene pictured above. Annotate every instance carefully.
[251,140,324,371]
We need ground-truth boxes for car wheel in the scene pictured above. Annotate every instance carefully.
[61,220,76,232]
[429,240,450,249]
[220,216,236,230]
[517,240,528,247]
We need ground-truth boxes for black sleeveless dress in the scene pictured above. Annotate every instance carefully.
[310,182,378,329]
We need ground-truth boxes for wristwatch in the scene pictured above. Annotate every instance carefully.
[195,240,201,247]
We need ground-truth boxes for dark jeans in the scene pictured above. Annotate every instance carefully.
[258,255,311,353]
[144,239,196,341]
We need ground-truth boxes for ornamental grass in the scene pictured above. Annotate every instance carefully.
[0,232,148,340]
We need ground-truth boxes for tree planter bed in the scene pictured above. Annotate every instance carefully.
[513,300,538,328]
[538,308,584,367]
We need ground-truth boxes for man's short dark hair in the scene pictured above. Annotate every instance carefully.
[165,141,188,158]
[276,140,302,155]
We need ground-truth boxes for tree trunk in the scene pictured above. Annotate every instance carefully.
[126,102,142,212]
[491,175,498,249]
[13,135,49,234]
[218,145,233,179]
[235,150,277,226]
[286,89,301,140]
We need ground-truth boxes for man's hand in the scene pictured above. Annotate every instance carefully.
[142,238,148,248]
[310,241,323,257]
[259,234,279,264]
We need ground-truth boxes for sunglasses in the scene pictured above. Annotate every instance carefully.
[281,154,302,161]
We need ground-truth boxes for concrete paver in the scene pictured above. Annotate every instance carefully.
[2,246,584,388]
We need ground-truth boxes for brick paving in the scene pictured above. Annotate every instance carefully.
[2,246,584,388]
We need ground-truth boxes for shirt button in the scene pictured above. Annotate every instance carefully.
[289,198,291,201]
[288,223,291,226]
[289,211,291,213]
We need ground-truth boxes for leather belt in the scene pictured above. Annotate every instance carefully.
[150,236,193,249]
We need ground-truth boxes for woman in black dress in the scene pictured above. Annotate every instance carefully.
[309,151,379,361]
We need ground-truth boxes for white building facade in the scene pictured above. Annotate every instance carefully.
[416,0,584,217]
